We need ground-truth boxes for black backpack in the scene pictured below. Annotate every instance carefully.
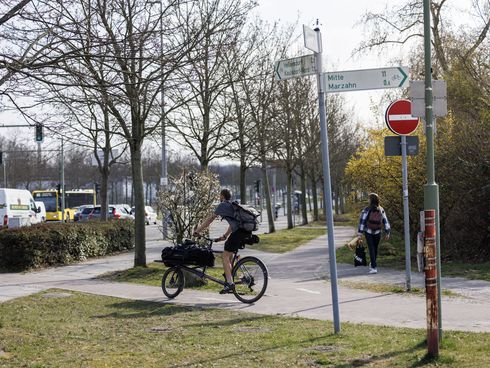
[161,239,215,267]
[231,201,260,232]
[354,244,367,267]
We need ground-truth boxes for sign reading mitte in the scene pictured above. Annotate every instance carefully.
[385,99,419,135]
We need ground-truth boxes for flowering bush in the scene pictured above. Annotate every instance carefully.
[157,170,220,244]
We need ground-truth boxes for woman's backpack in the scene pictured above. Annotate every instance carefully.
[366,208,383,231]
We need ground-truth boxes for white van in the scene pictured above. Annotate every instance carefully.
[0,188,41,228]
[35,201,47,222]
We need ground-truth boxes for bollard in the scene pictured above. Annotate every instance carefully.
[424,209,439,357]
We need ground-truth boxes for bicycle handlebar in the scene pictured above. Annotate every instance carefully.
[193,234,221,243]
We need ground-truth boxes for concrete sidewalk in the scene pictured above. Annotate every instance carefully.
[1,225,490,333]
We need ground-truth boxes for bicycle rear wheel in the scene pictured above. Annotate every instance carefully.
[161,267,184,299]
[232,256,268,303]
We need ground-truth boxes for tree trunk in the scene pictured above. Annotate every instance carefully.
[339,185,345,214]
[300,165,308,225]
[261,161,275,233]
[311,174,319,222]
[240,159,247,204]
[286,169,293,229]
[131,145,146,267]
[100,165,110,221]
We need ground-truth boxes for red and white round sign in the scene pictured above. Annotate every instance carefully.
[385,99,419,135]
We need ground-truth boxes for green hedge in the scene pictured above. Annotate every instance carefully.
[0,221,135,272]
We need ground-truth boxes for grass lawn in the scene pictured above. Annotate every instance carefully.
[250,226,326,253]
[97,260,225,293]
[336,231,490,282]
[1,290,489,368]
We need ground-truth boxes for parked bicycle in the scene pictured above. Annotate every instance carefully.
[159,236,268,304]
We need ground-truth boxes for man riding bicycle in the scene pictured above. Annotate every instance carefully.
[193,188,250,294]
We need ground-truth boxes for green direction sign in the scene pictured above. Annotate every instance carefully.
[324,66,409,93]
[275,54,316,81]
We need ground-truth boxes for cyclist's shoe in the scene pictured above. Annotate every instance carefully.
[219,282,235,294]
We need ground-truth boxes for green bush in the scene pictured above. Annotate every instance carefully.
[0,221,134,272]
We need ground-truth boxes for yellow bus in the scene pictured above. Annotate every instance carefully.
[32,189,96,221]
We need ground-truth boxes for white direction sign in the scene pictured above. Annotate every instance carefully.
[275,54,316,81]
[324,66,409,93]
[303,25,320,53]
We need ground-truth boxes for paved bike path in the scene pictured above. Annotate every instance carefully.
[2,225,490,332]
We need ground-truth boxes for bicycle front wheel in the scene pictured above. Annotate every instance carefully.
[161,267,184,299]
[232,256,268,304]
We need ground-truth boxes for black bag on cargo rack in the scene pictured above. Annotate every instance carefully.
[161,240,214,267]
[231,201,260,232]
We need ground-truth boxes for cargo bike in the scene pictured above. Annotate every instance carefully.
[158,236,268,304]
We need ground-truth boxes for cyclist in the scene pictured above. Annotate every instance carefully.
[193,188,250,294]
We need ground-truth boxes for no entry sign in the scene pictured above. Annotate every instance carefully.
[385,99,419,135]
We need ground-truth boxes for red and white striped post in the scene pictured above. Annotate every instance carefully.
[424,209,439,357]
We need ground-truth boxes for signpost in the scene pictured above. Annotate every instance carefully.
[385,99,420,291]
[276,24,412,334]
[274,54,316,81]
[324,67,409,93]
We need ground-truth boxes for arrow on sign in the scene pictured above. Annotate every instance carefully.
[324,66,409,93]
[275,54,316,81]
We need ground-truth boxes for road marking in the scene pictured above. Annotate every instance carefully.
[197,297,240,303]
[296,288,321,295]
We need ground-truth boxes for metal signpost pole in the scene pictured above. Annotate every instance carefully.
[400,136,412,291]
[423,0,442,339]
[158,0,168,239]
[314,26,340,334]
[3,155,6,187]
[61,138,65,221]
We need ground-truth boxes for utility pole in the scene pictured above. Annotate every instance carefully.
[157,0,168,239]
[423,0,442,339]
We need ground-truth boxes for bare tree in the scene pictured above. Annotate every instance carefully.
[357,0,490,77]
[4,0,208,266]
[169,0,255,170]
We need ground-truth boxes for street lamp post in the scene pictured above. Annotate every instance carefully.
[423,0,442,339]
[154,0,168,239]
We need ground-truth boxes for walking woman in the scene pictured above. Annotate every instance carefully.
[357,193,391,274]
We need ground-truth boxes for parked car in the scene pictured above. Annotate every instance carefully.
[131,205,158,225]
[115,204,132,216]
[74,205,94,222]
[78,206,95,222]
[35,201,47,222]
[0,188,41,228]
[87,205,134,221]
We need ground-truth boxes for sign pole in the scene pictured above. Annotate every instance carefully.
[314,25,340,334]
[401,136,412,291]
[60,137,65,221]
[423,0,442,339]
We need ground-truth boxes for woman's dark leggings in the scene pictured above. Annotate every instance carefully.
[365,232,381,269]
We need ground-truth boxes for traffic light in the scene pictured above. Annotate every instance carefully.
[94,182,100,193]
[35,123,43,142]
[255,180,261,193]
[0,151,2,165]
[56,184,61,193]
